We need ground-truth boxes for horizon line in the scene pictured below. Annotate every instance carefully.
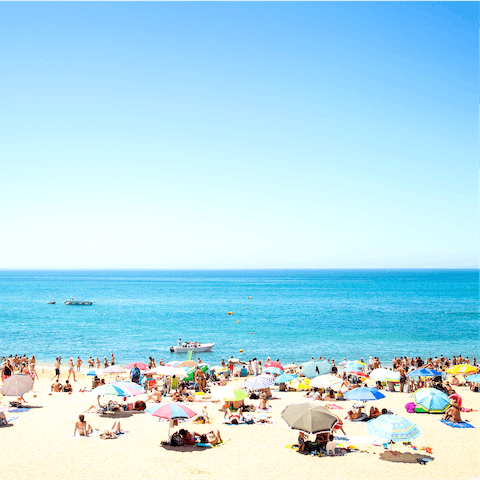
[0,267,478,271]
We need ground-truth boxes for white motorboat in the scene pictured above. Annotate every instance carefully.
[169,342,215,353]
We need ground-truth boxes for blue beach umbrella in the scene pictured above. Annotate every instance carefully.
[264,367,283,376]
[274,373,298,384]
[344,387,385,402]
[413,388,450,413]
[466,374,480,383]
[301,361,332,379]
[407,368,441,378]
[366,415,421,442]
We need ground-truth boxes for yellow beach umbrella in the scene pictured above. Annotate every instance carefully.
[288,378,310,391]
[446,364,477,375]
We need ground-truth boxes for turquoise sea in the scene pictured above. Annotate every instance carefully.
[0,270,478,365]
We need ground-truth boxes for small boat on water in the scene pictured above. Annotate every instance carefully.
[170,342,215,353]
[64,297,93,305]
[47,301,56,304]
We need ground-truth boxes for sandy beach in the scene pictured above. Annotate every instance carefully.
[0,368,478,480]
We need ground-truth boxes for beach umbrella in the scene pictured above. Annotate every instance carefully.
[370,369,401,382]
[345,371,369,378]
[283,364,298,369]
[146,402,197,441]
[83,368,103,376]
[301,361,332,379]
[407,368,440,378]
[446,364,477,375]
[366,415,421,442]
[264,367,283,376]
[243,374,275,390]
[274,373,298,385]
[465,374,480,383]
[177,360,197,368]
[91,384,136,397]
[309,374,342,389]
[124,362,148,371]
[281,403,338,434]
[165,361,180,367]
[287,378,310,391]
[101,366,127,374]
[146,366,187,377]
[264,361,284,371]
[107,381,144,397]
[342,361,366,371]
[0,375,34,397]
[413,388,450,413]
[213,386,248,402]
[344,387,385,402]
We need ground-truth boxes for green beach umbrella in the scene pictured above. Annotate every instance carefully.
[214,386,248,402]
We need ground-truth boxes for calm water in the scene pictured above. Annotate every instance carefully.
[0,270,478,365]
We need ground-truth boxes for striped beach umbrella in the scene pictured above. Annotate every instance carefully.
[91,384,140,397]
[413,388,450,413]
[108,381,144,396]
[366,415,421,442]
[146,402,197,441]
[0,375,34,397]
[243,374,274,390]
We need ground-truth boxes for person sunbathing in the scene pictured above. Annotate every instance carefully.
[0,412,11,426]
[255,413,274,424]
[178,428,196,445]
[199,430,223,445]
[346,406,366,421]
[443,400,462,423]
[63,380,73,393]
[224,408,241,424]
[258,393,270,410]
[369,406,381,419]
[146,388,163,403]
[85,396,107,413]
[73,414,92,437]
[100,421,123,439]
[191,407,210,424]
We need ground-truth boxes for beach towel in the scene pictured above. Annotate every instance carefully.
[440,420,475,428]
[326,403,344,410]
[255,407,272,413]
[2,415,19,425]
[461,408,478,412]
[7,407,31,413]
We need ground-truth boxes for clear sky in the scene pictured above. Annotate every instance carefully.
[0,2,477,269]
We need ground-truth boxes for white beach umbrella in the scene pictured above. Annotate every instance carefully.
[100,366,127,374]
[146,366,187,377]
[370,369,400,383]
[309,374,342,389]
[0,374,34,396]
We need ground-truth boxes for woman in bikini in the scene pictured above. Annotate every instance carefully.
[100,421,123,439]
[74,414,92,436]
[258,393,270,410]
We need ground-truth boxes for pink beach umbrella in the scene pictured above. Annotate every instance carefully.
[124,362,148,371]
[264,361,284,371]
[147,402,197,441]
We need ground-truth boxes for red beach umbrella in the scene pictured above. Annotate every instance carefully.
[264,361,284,371]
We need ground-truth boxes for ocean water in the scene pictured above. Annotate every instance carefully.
[0,270,478,366]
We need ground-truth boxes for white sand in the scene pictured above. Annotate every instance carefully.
[0,370,478,480]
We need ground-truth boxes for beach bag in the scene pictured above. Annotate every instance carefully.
[171,432,184,446]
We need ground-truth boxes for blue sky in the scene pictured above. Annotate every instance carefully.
[0,2,477,269]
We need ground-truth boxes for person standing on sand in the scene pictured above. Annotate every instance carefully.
[95,357,101,368]
[52,357,61,381]
[67,358,77,381]
[76,357,83,372]
[131,364,141,384]
[88,357,94,368]
[111,353,115,366]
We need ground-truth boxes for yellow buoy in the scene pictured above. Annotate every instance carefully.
[248,296,252,299]
[228,311,233,315]
[239,349,243,353]
[236,320,239,323]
